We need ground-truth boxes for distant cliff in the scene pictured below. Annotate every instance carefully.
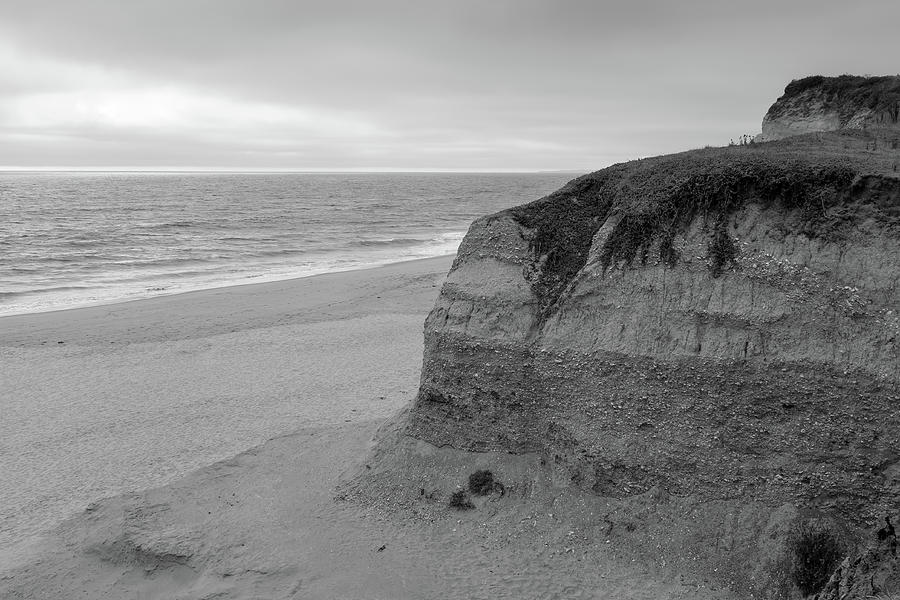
[758,75,900,142]
[389,87,900,597]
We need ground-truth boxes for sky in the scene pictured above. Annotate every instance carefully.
[0,0,897,171]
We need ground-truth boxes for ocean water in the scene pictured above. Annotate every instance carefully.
[0,172,575,316]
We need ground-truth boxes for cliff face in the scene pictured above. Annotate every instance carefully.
[406,133,900,525]
[758,75,900,142]
[814,539,900,600]
[384,84,900,597]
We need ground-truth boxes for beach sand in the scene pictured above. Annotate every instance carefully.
[1,256,730,599]
[1,257,450,557]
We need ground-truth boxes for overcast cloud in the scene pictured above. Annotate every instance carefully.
[0,0,897,170]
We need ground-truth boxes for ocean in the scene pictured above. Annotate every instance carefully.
[0,172,575,316]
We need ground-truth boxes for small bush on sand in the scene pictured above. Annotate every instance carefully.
[789,521,844,596]
[449,490,474,510]
[468,470,498,496]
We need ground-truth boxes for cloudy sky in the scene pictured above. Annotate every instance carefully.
[0,0,897,171]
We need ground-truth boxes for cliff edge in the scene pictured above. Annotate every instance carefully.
[363,81,900,598]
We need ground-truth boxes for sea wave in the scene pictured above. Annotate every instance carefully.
[352,237,429,248]
[0,285,96,300]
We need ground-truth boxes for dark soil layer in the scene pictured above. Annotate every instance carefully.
[408,333,900,527]
[508,131,900,316]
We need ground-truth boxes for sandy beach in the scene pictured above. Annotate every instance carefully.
[1,255,727,599]
[1,257,450,563]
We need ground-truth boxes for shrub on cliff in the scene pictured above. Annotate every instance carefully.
[789,521,845,596]
[510,149,860,317]
[468,470,497,496]
[448,489,474,510]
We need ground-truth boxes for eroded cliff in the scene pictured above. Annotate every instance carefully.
[758,75,900,142]
[389,129,900,597]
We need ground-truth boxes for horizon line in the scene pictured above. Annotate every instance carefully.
[0,166,591,175]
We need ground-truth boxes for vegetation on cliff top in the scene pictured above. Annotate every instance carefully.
[772,75,900,122]
[509,170,618,313]
[509,132,899,317]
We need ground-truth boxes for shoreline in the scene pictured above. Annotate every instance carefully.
[0,254,454,346]
[0,253,457,321]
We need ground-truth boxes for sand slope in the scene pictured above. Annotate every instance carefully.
[2,419,735,599]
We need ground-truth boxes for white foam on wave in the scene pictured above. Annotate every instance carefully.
[0,232,466,317]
